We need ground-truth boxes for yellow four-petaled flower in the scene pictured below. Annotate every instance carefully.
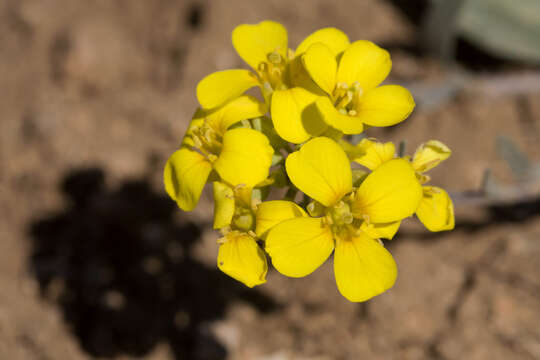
[163,20,455,302]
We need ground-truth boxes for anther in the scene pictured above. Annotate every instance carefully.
[263,82,274,93]
[336,91,353,109]
[342,213,353,225]
[287,48,295,60]
[267,51,282,64]
[271,68,282,77]
[192,136,203,149]
[217,235,228,244]
[352,81,363,97]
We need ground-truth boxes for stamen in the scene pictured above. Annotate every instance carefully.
[263,82,273,93]
[307,201,325,217]
[341,213,353,225]
[192,136,203,149]
[336,91,353,109]
[267,51,282,65]
[362,214,370,225]
[287,48,295,60]
[348,110,357,116]
[216,233,228,243]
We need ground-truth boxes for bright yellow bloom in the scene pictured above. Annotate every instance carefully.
[412,141,455,232]
[166,20,455,299]
[196,21,350,144]
[197,20,293,109]
[212,182,268,287]
[264,137,422,301]
[271,39,415,143]
[163,96,273,211]
[306,41,415,134]
[269,28,351,143]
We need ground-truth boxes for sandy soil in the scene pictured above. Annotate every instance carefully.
[1,1,539,359]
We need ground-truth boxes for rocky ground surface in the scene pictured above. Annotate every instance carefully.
[1,1,539,359]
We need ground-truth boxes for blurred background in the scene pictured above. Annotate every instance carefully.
[1,0,539,359]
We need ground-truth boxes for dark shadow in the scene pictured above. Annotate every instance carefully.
[28,168,278,360]
[387,0,429,26]
[186,2,204,30]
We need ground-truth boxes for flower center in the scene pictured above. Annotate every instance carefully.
[332,81,363,116]
[190,121,223,160]
[232,206,255,232]
[257,50,288,96]
[329,201,353,226]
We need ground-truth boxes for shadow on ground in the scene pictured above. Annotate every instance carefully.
[28,168,278,360]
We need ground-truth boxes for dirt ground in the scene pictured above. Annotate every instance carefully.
[1,1,539,359]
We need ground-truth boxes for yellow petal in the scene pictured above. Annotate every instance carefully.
[315,97,364,135]
[295,27,350,57]
[334,232,397,302]
[255,200,307,238]
[360,221,401,240]
[353,159,422,223]
[196,69,259,109]
[163,148,212,211]
[287,56,327,95]
[271,87,327,144]
[416,186,455,232]
[412,140,452,173]
[232,21,288,70]
[286,137,352,207]
[265,217,334,277]
[205,95,267,135]
[355,85,415,127]
[353,138,396,170]
[181,110,206,148]
[213,182,235,229]
[217,232,267,287]
[302,43,337,94]
[336,40,391,91]
[214,128,273,187]
[338,138,363,159]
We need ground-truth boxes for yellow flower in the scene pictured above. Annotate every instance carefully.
[308,41,415,134]
[264,137,422,301]
[196,20,350,122]
[196,20,289,109]
[163,96,273,211]
[269,27,351,143]
[411,141,455,232]
[271,40,415,143]
[212,182,268,288]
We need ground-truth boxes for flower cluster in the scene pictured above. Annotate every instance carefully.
[164,21,454,302]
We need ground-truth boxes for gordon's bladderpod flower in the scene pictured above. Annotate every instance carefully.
[164,95,273,211]
[411,140,455,232]
[164,20,454,302]
[264,137,422,301]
